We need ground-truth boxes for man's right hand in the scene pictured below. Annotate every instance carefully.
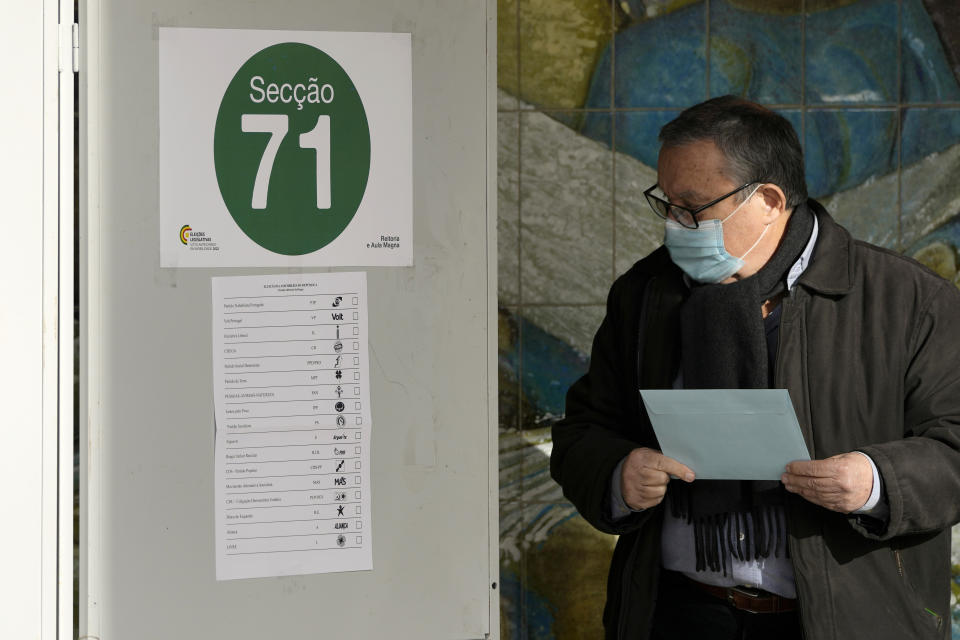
[620,448,695,510]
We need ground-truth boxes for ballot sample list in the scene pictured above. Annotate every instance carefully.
[212,272,372,580]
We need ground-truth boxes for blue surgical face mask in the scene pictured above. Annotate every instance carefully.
[663,185,766,284]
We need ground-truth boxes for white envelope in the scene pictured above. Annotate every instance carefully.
[640,389,811,480]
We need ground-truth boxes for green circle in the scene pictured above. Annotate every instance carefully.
[214,42,370,255]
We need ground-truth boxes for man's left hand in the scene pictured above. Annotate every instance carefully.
[781,453,873,513]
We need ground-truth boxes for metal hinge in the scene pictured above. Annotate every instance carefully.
[72,23,80,72]
[59,23,79,73]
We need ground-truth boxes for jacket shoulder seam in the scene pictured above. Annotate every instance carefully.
[850,240,948,284]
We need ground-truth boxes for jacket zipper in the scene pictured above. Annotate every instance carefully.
[894,549,942,630]
[773,288,792,390]
[775,291,811,633]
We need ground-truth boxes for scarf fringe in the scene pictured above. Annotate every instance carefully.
[689,505,788,573]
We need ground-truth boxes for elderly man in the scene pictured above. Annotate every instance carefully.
[550,96,960,640]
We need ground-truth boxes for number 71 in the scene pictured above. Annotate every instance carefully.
[240,113,330,210]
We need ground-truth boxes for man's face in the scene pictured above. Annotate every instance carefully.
[656,140,768,264]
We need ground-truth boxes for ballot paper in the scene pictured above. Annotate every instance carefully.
[212,272,372,580]
[640,389,810,480]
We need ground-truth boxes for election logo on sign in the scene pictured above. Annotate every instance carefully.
[214,42,371,255]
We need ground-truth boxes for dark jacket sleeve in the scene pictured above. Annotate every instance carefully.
[855,279,960,539]
[550,274,657,535]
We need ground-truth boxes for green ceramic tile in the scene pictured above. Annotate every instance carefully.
[518,0,616,109]
[499,0,519,107]
[522,506,615,639]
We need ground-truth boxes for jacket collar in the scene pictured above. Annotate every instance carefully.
[793,199,855,296]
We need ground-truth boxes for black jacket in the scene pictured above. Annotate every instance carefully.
[550,204,960,639]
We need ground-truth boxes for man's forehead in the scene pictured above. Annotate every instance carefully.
[665,186,708,200]
[657,141,732,199]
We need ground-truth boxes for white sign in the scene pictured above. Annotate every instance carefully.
[212,272,372,580]
[160,28,412,266]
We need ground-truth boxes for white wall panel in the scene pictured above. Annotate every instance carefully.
[81,1,497,638]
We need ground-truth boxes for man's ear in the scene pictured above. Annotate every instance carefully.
[757,183,788,225]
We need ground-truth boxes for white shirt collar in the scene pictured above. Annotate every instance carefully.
[786,213,819,291]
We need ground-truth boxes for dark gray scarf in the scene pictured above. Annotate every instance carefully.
[669,202,814,574]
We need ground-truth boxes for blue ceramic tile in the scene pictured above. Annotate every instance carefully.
[798,110,898,247]
[519,312,590,421]
[804,109,898,197]
[611,110,679,171]
[902,108,960,167]
[805,0,897,105]
[582,43,614,113]
[579,107,613,154]
[584,3,706,110]
[709,0,802,104]
[522,305,603,362]
[901,0,960,103]
[608,108,801,175]
[518,305,603,443]
[776,109,803,143]
[498,567,524,640]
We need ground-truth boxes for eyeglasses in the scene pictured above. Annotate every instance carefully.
[643,182,756,229]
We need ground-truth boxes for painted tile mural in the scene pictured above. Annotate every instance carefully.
[498,0,960,638]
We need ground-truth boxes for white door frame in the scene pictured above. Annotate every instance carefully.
[0,0,75,638]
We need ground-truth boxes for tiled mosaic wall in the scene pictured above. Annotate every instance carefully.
[496,1,960,637]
